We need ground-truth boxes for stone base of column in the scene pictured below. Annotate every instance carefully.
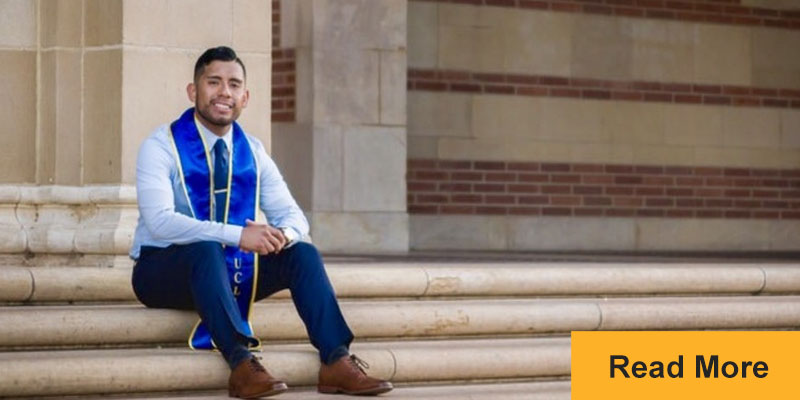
[409,214,800,252]
[308,211,409,254]
[0,186,137,259]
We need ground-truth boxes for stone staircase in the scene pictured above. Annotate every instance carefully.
[2,254,800,399]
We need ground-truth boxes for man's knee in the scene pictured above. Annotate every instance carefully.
[288,242,322,261]
[181,241,226,277]
[285,242,325,273]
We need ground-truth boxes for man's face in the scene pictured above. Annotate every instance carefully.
[187,60,249,134]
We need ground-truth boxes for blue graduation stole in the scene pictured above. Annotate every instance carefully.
[168,108,261,350]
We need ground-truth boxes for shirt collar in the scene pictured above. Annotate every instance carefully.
[195,117,233,152]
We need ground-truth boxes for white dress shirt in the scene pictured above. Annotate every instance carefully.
[129,118,308,260]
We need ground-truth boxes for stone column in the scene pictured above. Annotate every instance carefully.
[0,0,37,184]
[0,0,272,185]
[273,0,409,253]
[0,0,272,262]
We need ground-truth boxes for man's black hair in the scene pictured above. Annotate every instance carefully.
[194,46,246,82]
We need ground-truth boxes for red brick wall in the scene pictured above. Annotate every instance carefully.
[406,1,800,220]
[407,159,800,219]
[272,48,296,122]
[408,69,800,109]
[271,0,280,48]
[410,0,800,29]
[271,0,296,123]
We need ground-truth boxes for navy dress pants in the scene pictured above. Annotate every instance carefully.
[132,241,354,370]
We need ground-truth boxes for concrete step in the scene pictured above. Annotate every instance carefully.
[105,381,571,400]
[3,296,800,348]
[3,262,800,303]
[0,338,570,398]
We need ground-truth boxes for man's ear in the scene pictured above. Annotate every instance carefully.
[241,89,250,109]
[186,82,196,103]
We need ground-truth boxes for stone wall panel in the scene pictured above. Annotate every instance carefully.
[631,20,694,83]
[509,217,636,251]
[631,144,695,165]
[343,127,406,212]
[410,215,506,251]
[471,95,542,139]
[312,0,405,50]
[502,11,573,76]
[540,98,606,143]
[41,0,82,48]
[122,0,232,48]
[408,92,472,138]
[83,50,123,184]
[751,28,800,89]
[663,104,724,147]
[311,126,344,211]
[39,51,58,184]
[604,101,665,145]
[0,51,36,183]
[313,49,379,124]
[407,1,438,69]
[271,123,313,210]
[39,50,83,185]
[85,0,122,46]
[571,15,633,81]
[408,136,439,159]
[721,107,781,149]
[311,211,408,253]
[0,0,36,47]
[233,0,272,53]
[693,24,751,86]
[380,50,407,126]
[780,110,800,149]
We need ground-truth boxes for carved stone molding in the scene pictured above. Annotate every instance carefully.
[0,186,137,255]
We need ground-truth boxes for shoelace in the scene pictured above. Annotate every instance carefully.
[249,356,267,373]
[348,354,370,376]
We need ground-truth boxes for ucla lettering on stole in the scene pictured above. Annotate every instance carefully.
[169,108,261,350]
[233,257,242,296]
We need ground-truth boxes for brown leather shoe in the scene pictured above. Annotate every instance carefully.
[318,354,393,396]
[228,356,288,398]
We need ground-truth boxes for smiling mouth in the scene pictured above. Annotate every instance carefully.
[212,102,233,111]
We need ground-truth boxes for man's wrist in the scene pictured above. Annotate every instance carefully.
[279,227,299,244]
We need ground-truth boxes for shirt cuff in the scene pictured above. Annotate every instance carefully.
[280,227,301,247]
[223,224,243,247]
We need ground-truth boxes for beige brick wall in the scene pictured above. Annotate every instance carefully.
[741,0,800,9]
[410,3,800,89]
[406,1,800,252]
[410,93,800,168]
[407,2,800,169]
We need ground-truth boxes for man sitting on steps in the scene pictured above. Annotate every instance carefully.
[129,46,392,398]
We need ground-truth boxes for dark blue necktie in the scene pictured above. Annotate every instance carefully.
[213,139,229,222]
